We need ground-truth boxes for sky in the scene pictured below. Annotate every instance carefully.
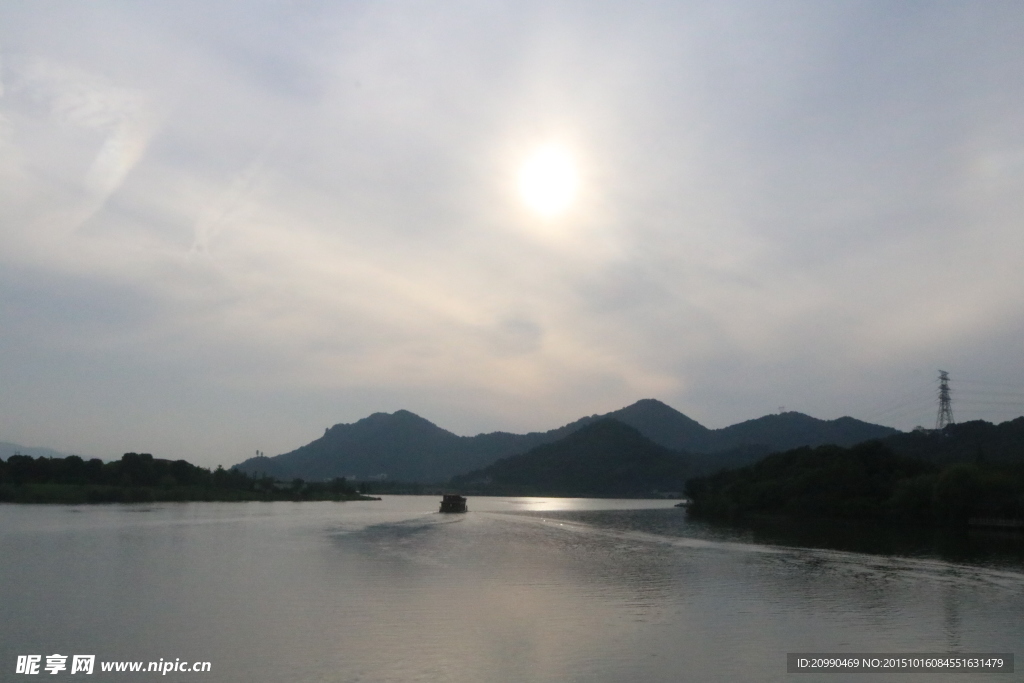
[2,1,1024,467]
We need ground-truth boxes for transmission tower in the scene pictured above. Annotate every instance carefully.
[936,370,954,430]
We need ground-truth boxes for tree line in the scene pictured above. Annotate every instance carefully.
[0,452,373,503]
[686,440,1024,526]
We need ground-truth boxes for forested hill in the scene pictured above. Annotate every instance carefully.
[885,418,1024,465]
[451,419,691,497]
[706,412,899,452]
[237,410,504,484]
[234,400,898,483]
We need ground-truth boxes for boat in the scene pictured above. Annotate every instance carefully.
[439,494,467,513]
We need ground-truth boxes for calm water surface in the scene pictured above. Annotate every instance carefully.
[1,497,1021,682]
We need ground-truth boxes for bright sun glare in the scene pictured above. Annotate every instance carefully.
[517,145,579,218]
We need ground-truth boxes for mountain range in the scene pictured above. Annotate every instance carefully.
[234,399,899,483]
[0,441,72,460]
[451,419,691,496]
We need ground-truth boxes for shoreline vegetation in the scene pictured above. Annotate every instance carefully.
[0,452,378,504]
[685,440,1024,529]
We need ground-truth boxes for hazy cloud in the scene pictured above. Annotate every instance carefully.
[1,1,1023,465]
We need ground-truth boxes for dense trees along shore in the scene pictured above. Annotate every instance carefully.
[0,452,376,503]
[686,440,1024,526]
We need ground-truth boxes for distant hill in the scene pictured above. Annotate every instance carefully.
[234,399,899,483]
[240,411,469,483]
[451,419,690,496]
[705,412,899,452]
[549,401,897,453]
[237,409,568,483]
[561,399,712,450]
[0,441,72,460]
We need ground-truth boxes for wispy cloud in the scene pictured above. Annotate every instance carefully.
[12,59,158,224]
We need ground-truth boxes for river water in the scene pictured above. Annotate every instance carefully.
[1,497,1021,682]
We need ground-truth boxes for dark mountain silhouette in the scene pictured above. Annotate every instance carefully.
[563,398,713,450]
[705,412,899,452]
[240,410,469,483]
[451,419,691,496]
[234,399,898,483]
[1,441,73,460]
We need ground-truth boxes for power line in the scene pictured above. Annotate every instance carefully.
[856,374,1024,431]
[954,378,1024,389]
[955,392,1024,400]
[857,377,937,426]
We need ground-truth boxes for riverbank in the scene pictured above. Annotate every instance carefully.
[0,452,379,504]
[0,483,380,504]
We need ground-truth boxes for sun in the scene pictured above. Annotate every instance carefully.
[517,144,579,218]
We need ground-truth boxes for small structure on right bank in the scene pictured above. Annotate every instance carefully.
[439,494,467,513]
